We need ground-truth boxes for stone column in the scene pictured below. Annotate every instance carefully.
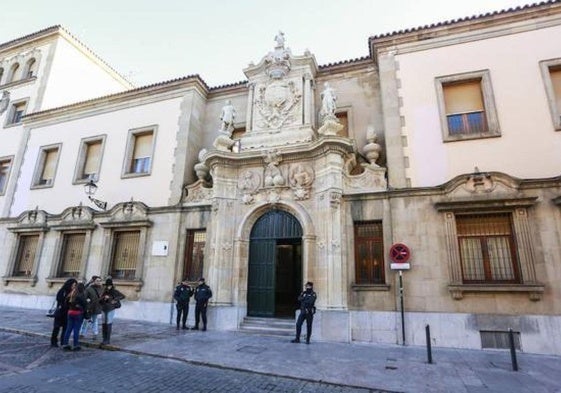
[303,73,313,126]
[246,83,255,132]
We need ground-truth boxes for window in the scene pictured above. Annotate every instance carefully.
[74,136,105,183]
[7,63,20,83]
[110,231,140,280]
[23,58,37,79]
[436,197,544,300]
[540,59,561,130]
[435,70,500,141]
[335,111,349,137]
[456,214,519,283]
[58,233,86,278]
[32,144,61,188]
[0,156,13,195]
[183,230,206,281]
[6,100,27,125]
[14,234,39,277]
[0,67,4,85]
[122,127,156,177]
[354,221,385,284]
[231,126,246,153]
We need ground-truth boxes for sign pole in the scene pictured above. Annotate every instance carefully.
[399,270,405,345]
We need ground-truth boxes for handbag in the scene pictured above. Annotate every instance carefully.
[46,300,57,318]
[113,299,122,309]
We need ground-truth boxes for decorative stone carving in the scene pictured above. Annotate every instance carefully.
[289,163,314,200]
[344,166,387,194]
[263,150,285,187]
[463,168,495,193]
[220,100,236,132]
[0,91,10,115]
[194,149,211,184]
[184,180,213,204]
[264,31,291,79]
[318,82,344,136]
[254,80,301,130]
[330,191,342,208]
[362,128,382,167]
[238,170,261,205]
[344,153,357,175]
[267,189,281,204]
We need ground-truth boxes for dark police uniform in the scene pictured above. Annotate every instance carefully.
[173,281,193,329]
[292,283,317,344]
[193,278,212,331]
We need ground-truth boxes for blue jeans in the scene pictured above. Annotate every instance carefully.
[63,313,84,347]
[102,310,116,324]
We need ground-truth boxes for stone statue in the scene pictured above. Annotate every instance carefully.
[274,31,285,49]
[0,91,10,115]
[320,82,337,118]
[220,100,236,132]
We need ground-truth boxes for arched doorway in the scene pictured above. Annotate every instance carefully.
[247,209,302,317]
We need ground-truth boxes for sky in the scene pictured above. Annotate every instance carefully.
[1,0,536,88]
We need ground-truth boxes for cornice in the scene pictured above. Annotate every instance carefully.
[370,1,561,61]
[204,136,355,169]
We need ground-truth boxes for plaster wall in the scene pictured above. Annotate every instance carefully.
[10,97,184,216]
[396,24,561,186]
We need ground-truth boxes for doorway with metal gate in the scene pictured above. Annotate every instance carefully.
[247,209,302,318]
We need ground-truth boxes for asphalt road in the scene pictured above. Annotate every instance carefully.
[0,331,381,393]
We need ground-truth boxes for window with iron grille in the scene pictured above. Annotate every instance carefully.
[110,231,140,280]
[58,233,85,278]
[456,213,520,284]
[14,234,39,277]
[183,230,206,281]
[354,221,385,284]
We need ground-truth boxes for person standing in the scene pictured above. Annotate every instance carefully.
[173,279,193,330]
[80,275,102,340]
[291,282,317,344]
[50,278,77,347]
[99,277,125,346]
[192,277,212,331]
[62,282,87,351]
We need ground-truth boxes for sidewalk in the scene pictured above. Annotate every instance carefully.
[1,306,560,393]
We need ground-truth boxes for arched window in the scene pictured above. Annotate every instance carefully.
[24,58,37,78]
[0,67,4,85]
[7,63,20,83]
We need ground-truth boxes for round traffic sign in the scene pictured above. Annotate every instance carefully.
[389,243,411,263]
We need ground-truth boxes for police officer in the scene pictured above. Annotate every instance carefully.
[173,278,193,330]
[291,281,317,344]
[192,277,212,331]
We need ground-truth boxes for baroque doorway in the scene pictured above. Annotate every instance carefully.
[247,209,302,317]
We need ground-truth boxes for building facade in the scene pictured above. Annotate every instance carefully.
[1,3,560,355]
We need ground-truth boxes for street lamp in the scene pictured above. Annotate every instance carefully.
[84,178,107,210]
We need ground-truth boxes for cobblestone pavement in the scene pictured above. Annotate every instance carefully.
[2,306,561,392]
[0,332,384,393]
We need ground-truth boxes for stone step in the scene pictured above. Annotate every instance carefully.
[239,317,295,337]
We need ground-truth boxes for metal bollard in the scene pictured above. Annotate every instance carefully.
[425,324,433,364]
[509,328,518,371]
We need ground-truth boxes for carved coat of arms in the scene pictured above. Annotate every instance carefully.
[254,80,301,129]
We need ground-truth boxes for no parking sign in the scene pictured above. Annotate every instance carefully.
[389,243,411,270]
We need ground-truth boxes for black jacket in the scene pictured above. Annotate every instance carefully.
[298,290,317,311]
[194,283,212,305]
[174,284,193,305]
